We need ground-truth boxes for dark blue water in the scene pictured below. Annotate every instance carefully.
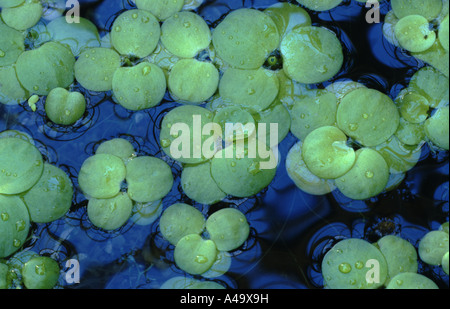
[0,0,448,289]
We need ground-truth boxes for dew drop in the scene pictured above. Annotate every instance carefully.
[365,171,374,179]
[161,139,171,148]
[195,255,208,264]
[355,261,364,269]
[13,239,21,248]
[338,262,352,274]
[1,213,9,221]
[349,123,358,131]
[248,162,261,175]
[15,220,26,232]
[114,26,122,32]
[35,264,45,276]
[0,49,5,57]
[142,65,151,76]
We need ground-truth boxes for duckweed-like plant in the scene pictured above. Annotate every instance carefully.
[78,138,173,231]
[160,203,249,277]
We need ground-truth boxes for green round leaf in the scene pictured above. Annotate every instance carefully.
[1,0,43,31]
[212,8,280,70]
[159,105,218,164]
[47,16,101,57]
[385,272,438,289]
[0,195,30,259]
[16,42,75,96]
[281,25,343,84]
[95,138,135,162]
[174,234,217,275]
[78,154,126,199]
[181,161,226,205]
[22,163,73,224]
[87,192,133,230]
[322,238,388,289]
[425,105,449,150]
[337,88,400,147]
[335,148,389,200]
[135,0,184,21]
[0,137,44,195]
[391,0,443,21]
[376,235,418,282]
[205,208,250,252]
[301,126,356,179]
[219,68,279,112]
[22,256,60,289]
[286,141,336,195]
[159,203,206,246]
[418,230,449,266]
[290,89,337,141]
[74,47,121,92]
[210,138,277,198]
[394,15,436,53]
[295,0,342,11]
[113,62,166,110]
[0,65,29,106]
[168,59,219,104]
[161,11,211,58]
[44,87,86,126]
[0,23,25,67]
[111,9,160,58]
[126,156,173,203]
